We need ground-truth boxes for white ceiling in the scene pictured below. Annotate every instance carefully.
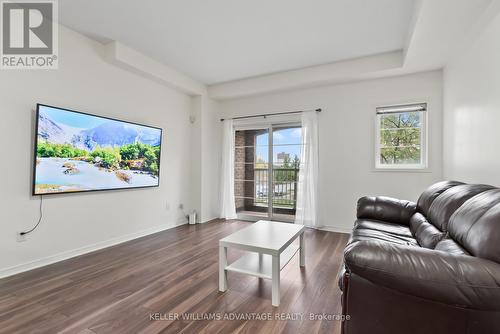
[59,0,416,85]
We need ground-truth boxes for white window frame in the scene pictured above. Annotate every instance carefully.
[375,103,428,170]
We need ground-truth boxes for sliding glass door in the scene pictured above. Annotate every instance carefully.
[234,124,301,222]
[271,126,302,220]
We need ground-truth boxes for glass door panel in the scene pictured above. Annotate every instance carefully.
[234,129,269,219]
[272,126,302,221]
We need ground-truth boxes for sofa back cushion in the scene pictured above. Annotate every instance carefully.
[409,213,444,248]
[357,196,416,225]
[448,189,500,263]
[417,181,464,216]
[426,184,494,232]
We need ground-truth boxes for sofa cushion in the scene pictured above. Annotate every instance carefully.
[349,226,418,246]
[355,219,413,238]
[417,180,464,216]
[448,189,500,263]
[344,240,500,311]
[426,184,494,232]
[409,213,444,249]
[434,239,469,256]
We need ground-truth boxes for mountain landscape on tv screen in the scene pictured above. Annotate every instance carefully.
[34,106,162,194]
[38,110,161,150]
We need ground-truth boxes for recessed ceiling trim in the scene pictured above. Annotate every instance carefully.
[208,51,405,100]
[104,41,206,96]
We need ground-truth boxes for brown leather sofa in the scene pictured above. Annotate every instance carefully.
[338,181,500,334]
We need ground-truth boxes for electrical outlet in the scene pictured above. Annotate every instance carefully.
[165,201,170,210]
[178,203,184,210]
[17,232,27,242]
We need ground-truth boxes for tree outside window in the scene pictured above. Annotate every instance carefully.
[376,104,427,169]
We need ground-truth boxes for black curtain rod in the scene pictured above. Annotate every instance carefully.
[220,108,321,122]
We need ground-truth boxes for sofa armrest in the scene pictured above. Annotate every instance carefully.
[357,196,416,225]
[344,240,500,311]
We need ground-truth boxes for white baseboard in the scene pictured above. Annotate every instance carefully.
[318,225,352,234]
[199,216,220,224]
[0,221,187,279]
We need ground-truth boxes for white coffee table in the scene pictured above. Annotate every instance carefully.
[218,220,305,306]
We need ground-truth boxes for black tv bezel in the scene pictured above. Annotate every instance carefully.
[32,103,163,196]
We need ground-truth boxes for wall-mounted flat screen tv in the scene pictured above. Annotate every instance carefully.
[33,104,162,195]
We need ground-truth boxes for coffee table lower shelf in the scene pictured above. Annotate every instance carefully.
[218,220,306,306]
[225,244,300,279]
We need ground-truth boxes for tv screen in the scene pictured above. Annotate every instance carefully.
[33,104,162,195]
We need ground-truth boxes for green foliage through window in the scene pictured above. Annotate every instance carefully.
[378,110,423,166]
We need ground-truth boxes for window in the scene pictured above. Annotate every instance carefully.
[375,103,427,169]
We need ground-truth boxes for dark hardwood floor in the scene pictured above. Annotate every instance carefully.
[0,220,349,334]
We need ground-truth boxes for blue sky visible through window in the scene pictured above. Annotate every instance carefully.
[256,127,302,165]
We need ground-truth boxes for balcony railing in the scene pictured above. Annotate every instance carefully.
[254,168,298,209]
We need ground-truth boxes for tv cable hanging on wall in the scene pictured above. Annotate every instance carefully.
[20,195,44,236]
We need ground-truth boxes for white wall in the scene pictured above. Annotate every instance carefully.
[443,11,500,185]
[191,95,221,223]
[0,26,197,277]
[190,97,202,221]
[219,71,443,232]
[200,97,222,222]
